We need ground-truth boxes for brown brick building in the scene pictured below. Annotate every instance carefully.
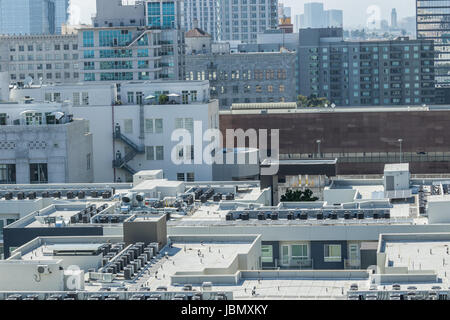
[220,107,450,175]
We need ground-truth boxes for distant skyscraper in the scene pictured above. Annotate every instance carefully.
[416,0,448,85]
[300,3,342,29]
[391,8,398,29]
[0,0,68,35]
[325,9,343,28]
[303,2,325,28]
[54,0,69,34]
[184,0,278,43]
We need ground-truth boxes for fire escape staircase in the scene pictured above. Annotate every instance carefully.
[112,124,145,175]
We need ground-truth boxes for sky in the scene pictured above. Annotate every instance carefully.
[281,0,416,28]
[68,0,416,28]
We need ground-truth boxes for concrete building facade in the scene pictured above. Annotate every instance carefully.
[185,51,296,109]
[298,28,436,106]
[10,81,219,183]
[0,102,93,184]
[0,34,79,85]
[183,0,278,42]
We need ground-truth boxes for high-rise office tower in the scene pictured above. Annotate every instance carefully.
[303,2,325,28]
[54,0,69,34]
[300,3,342,29]
[391,8,398,29]
[184,0,278,42]
[325,9,343,28]
[0,0,68,35]
[81,0,185,83]
[184,0,220,40]
[416,0,448,85]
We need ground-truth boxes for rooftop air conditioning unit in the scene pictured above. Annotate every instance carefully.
[37,265,50,274]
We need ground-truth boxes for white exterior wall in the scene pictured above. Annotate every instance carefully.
[428,197,450,224]
[0,261,65,291]
[9,81,216,183]
[10,83,117,106]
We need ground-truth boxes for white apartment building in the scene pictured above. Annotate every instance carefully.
[10,80,219,183]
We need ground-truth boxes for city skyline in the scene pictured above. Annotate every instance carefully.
[281,0,416,28]
[70,0,416,28]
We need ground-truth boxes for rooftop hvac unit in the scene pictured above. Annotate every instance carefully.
[91,191,99,198]
[156,286,168,291]
[225,193,235,200]
[102,191,112,199]
[4,192,12,200]
[240,213,249,221]
[213,193,222,202]
[344,212,351,220]
[77,191,85,199]
[17,192,25,200]
[194,188,203,200]
[135,193,144,202]
[357,213,365,219]
[183,284,193,291]
[257,212,265,220]
[37,265,50,274]
[202,282,212,291]
[270,213,278,220]
[41,191,50,198]
[66,191,75,199]
[27,192,36,200]
[316,213,323,220]
[52,191,61,198]
[384,212,390,219]
[200,194,208,203]
[330,213,338,220]
[373,213,379,219]
[300,213,308,220]
[287,213,294,220]
[226,213,234,221]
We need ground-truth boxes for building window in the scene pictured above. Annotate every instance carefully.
[261,245,273,263]
[0,164,16,184]
[186,172,195,182]
[127,92,134,104]
[155,119,163,133]
[146,146,155,160]
[29,163,48,184]
[324,244,342,262]
[145,119,154,133]
[82,92,89,105]
[177,173,185,181]
[83,31,94,47]
[155,146,164,160]
[175,118,193,133]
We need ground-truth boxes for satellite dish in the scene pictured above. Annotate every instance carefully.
[25,76,33,87]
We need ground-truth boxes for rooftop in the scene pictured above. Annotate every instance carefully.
[185,28,211,38]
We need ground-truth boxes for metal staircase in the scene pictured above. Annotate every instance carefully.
[112,125,145,175]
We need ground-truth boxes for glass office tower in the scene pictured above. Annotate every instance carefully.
[0,0,68,35]
[417,0,450,85]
